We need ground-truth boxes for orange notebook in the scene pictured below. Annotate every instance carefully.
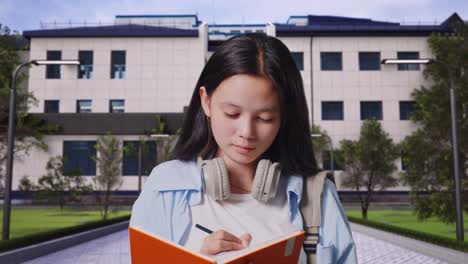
[129,226,305,264]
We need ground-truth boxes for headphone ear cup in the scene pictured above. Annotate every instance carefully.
[251,160,267,201]
[252,160,281,202]
[199,157,230,201]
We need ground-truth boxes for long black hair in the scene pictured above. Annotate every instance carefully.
[172,33,318,177]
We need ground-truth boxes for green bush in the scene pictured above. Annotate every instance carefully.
[0,214,130,252]
[348,216,468,252]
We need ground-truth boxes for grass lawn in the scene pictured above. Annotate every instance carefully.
[345,209,468,240]
[0,208,131,239]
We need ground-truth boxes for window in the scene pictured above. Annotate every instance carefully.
[401,151,408,171]
[359,52,380,71]
[255,30,263,33]
[400,101,416,120]
[291,52,304,71]
[320,52,342,71]
[322,101,344,120]
[44,100,59,113]
[78,51,93,79]
[110,100,125,113]
[397,52,420,71]
[63,141,96,176]
[111,51,126,79]
[230,30,241,34]
[46,51,61,79]
[77,100,92,113]
[122,141,157,176]
[360,101,383,120]
[322,151,341,170]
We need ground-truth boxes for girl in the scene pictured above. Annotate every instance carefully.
[130,33,357,263]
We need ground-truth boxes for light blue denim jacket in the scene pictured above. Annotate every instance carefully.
[130,160,357,264]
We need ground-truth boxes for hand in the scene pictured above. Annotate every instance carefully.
[199,230,252,256]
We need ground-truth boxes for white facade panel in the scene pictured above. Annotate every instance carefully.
[28,32,205,114]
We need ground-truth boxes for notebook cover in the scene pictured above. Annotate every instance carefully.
[129,226,305,264]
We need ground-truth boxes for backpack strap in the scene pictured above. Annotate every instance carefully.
[300,171,328,264]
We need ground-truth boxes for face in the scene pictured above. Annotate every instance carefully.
[200,74,281,166]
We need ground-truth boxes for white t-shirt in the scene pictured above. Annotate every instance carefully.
[183,183,298,253]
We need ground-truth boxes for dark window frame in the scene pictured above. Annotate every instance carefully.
[63,141,96,176]
[76,100,92,113]
[321,150,341,170]
[44,100,60,113]
[78,50,94,79]
[360,101,383,120]
[397,51,420,71]
[111,50,126,79]
[46,50,62,79]
[322,101,344,120]
[401,151,408,171]
[359,52,381,71]
[109,99,125,113]
[122,141,157,176]
[399,101,416,120]
[320,52,342,71]
[291,52,304,71]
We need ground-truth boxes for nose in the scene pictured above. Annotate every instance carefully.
[238,117,255,140]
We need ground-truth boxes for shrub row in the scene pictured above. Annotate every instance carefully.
[347,216,468,252]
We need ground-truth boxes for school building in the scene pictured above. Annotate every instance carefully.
[8,13,463,201]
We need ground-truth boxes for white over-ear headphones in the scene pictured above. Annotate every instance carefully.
[197,157,281,202]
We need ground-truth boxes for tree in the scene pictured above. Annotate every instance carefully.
[0,24,59,190]
[400,23,468,223]
[151,115,179,164]
[311,125,330,167]
[338,119,399,219]
[18,175,36,192]
[94,135,123,220]
[36,156,92,211]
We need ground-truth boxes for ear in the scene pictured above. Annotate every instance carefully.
[199,86,211,118]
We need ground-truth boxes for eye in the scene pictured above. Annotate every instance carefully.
[257,117,273,123]
[224,113,239,118]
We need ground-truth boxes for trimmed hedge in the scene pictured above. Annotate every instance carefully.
[0,214,130,253]
[347,216,468,252]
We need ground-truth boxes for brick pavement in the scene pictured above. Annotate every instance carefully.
[24,226,457,264]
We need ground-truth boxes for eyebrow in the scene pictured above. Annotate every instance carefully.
[220,102,279,113]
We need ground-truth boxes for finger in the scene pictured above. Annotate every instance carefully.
[212,230,243,243]
[239,233,252,247]
[217,239,245,252]
[200,237,244,255]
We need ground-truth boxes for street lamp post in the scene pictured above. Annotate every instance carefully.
[137,143,143,193]
[2,60,80,241]
[382,58,464,241]
[311,134,334,177]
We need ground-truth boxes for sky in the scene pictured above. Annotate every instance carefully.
[1,0,467,33]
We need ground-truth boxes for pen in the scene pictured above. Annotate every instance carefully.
[195,224,213,234]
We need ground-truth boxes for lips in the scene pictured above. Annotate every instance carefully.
[232,144,255,154]
[233,144,254,149]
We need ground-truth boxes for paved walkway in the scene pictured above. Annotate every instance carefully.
[24,225,466,264]
[353,229,446,264]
